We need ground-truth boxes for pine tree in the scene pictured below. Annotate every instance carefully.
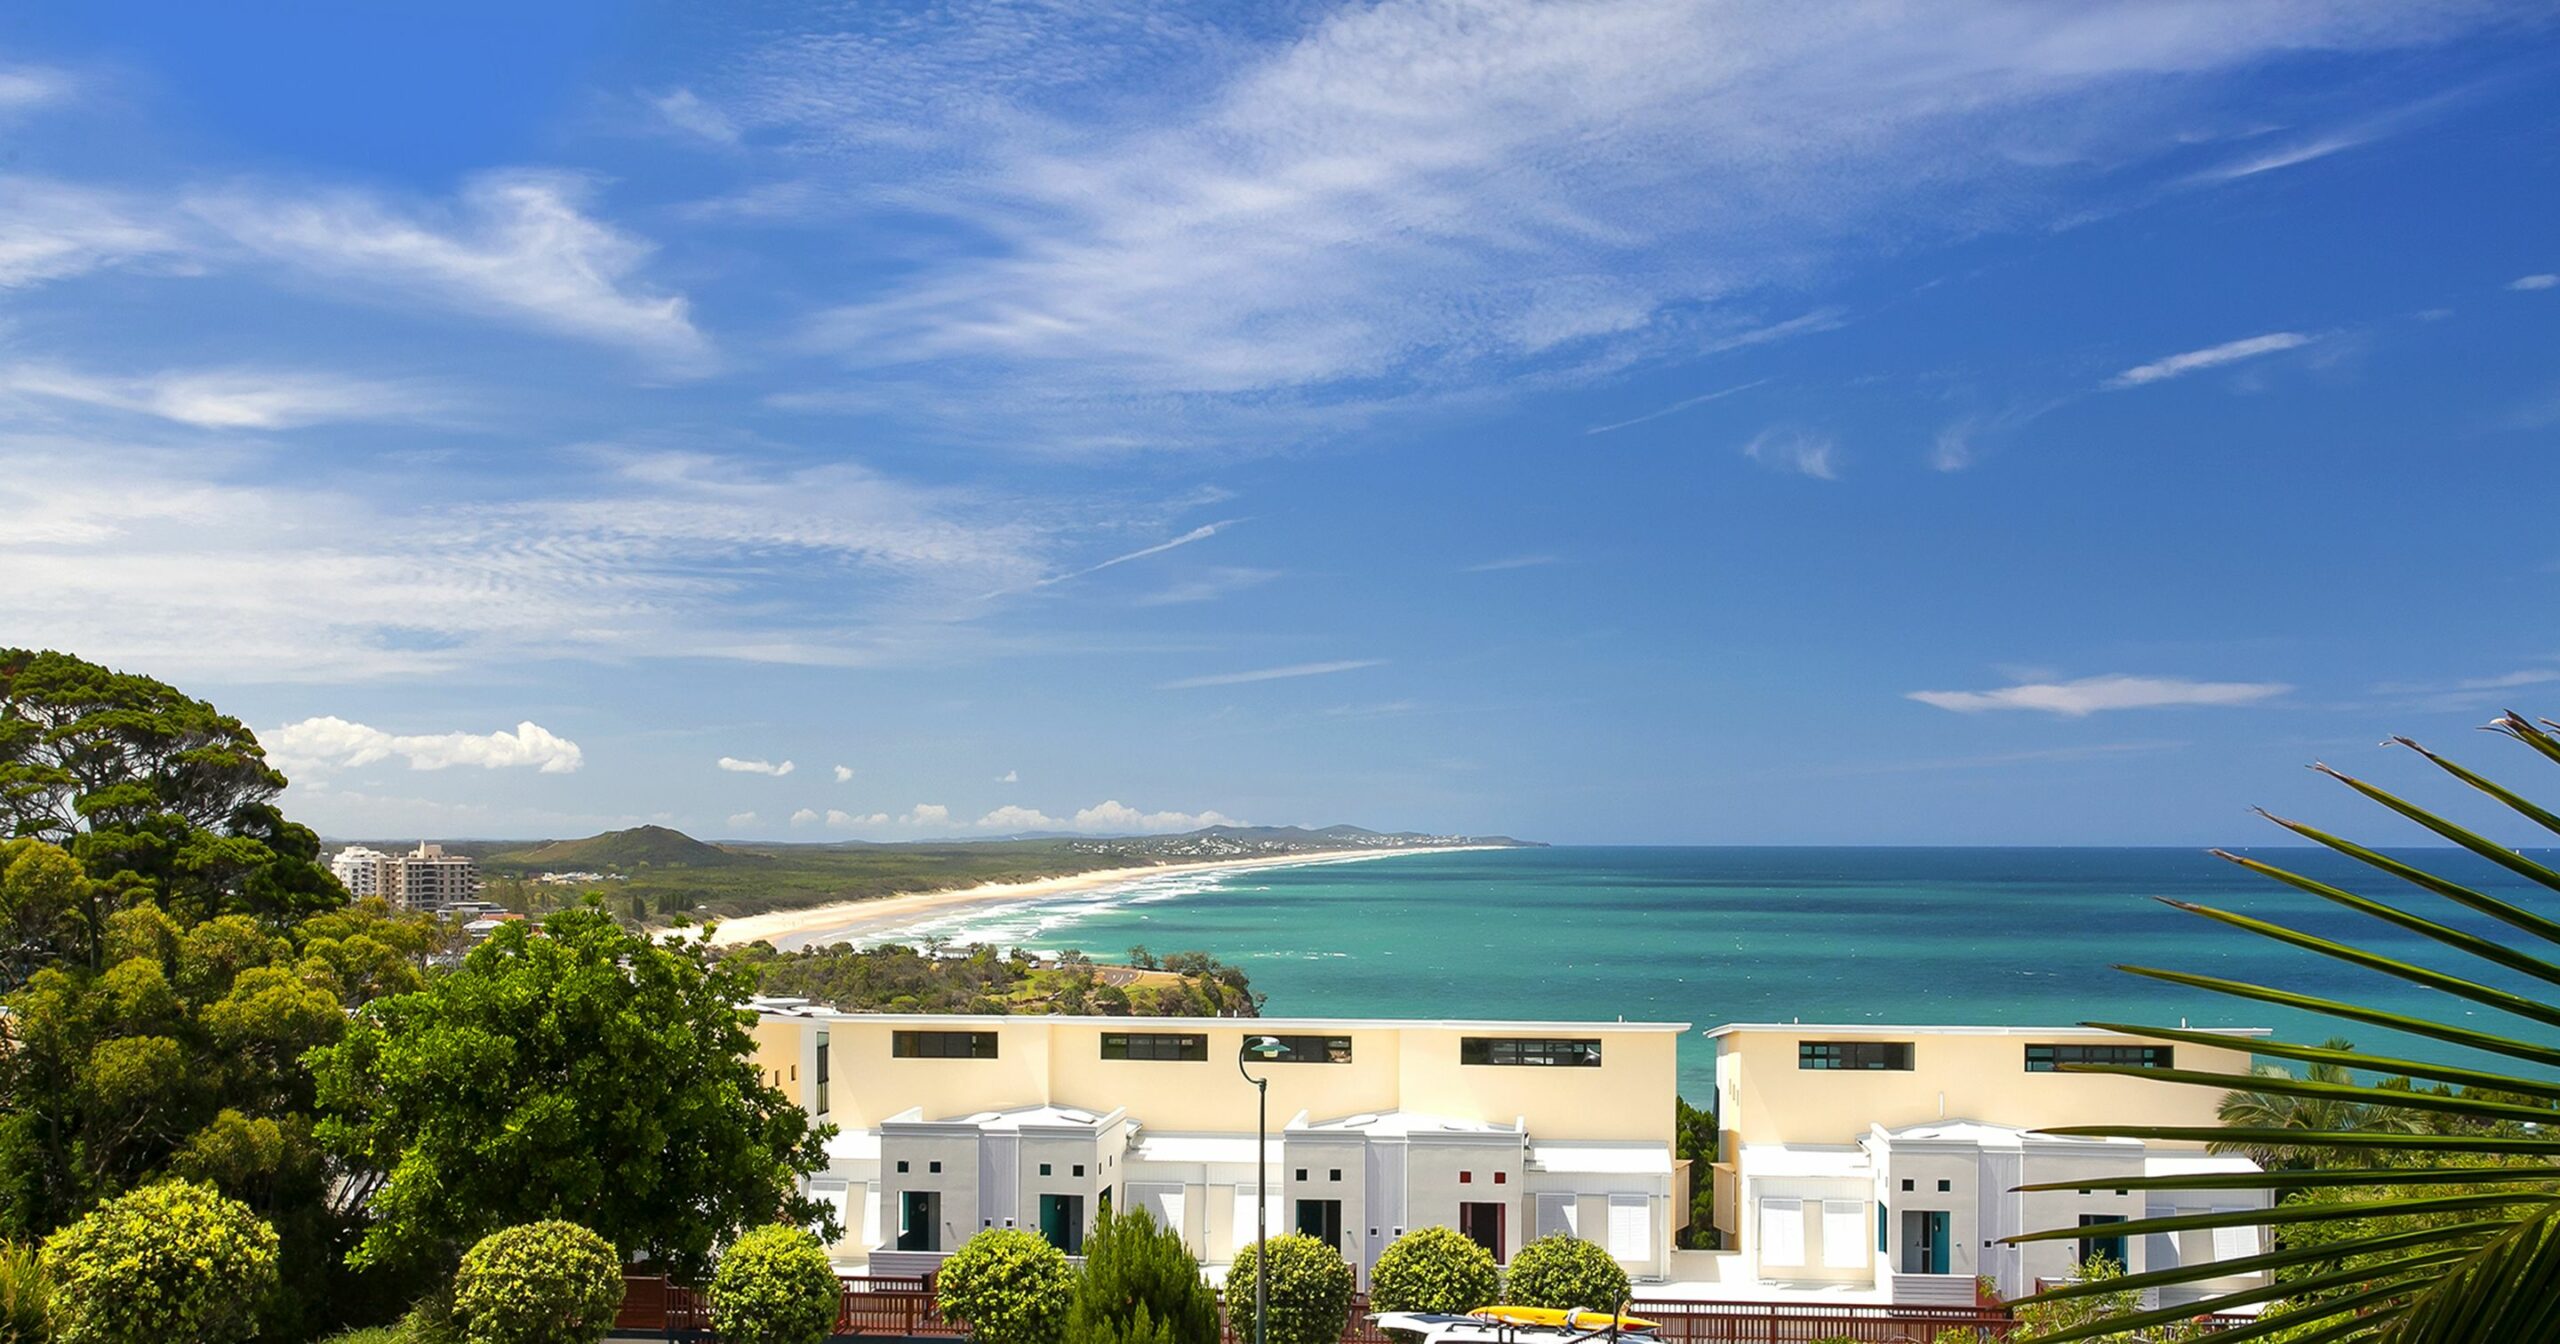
[1065,1207,1220,1344]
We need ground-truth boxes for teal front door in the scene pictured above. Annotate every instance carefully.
[1039,1194,1085,1254]
[1900,1209,1950,1274]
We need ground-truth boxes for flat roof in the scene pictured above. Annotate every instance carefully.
[1703,1023,2271,1039]
[761,1011,1691,1033]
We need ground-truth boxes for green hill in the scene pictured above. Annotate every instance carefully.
[487,825,754,870]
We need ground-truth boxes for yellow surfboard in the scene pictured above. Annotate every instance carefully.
[1470,1305,1659,1332]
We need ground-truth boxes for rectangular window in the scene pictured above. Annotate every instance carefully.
[1798,1041,1915,1071]
[1101,1032,1208,1062]
[1460,1037,1604,1067]
[893,1030,998,1059]
[1260,1035,1354,1064]
[2078,1214,2129,1270]
[2026,1043,2174,1072]
[814,1029,831,1115]
[1608,1193,1651,1261]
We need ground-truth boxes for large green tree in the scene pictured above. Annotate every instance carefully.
[0,649,340,965]
[2012,712,2560,1343]
[310,908,833,1275]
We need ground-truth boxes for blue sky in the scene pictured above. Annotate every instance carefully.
[3,1,2555,846]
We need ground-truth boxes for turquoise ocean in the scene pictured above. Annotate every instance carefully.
[796,846,2555,1098]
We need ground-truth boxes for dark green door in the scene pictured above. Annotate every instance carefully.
[1039,1194,1085,1254]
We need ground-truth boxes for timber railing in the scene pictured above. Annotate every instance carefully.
[616,1273,2252,1342]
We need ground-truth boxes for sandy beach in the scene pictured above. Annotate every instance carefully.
[703,845,1499,949]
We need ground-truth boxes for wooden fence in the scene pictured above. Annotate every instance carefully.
[616,1275,2029,1343]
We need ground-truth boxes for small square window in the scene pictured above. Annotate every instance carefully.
[1494,1172,1507,1185]
[929,1161,942,1174]
[2116,1189,2129,1197]
[1073,1164,1085,1177]
[896,1161,909,1173]
[1937,1180,1951,1192]
[1039,1163,1052,1176]
[1296,1169,1309,1182]
[1460,1171,1473,1184]
[1900,1179,1913,1191]
[1330,1169,1343,1182]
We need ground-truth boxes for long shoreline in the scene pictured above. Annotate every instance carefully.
[702,845,1502,949]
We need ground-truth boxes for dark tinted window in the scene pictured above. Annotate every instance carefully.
[2026,1044,2173,1072]
[893,1030,999,1059]
[1101,1033,1208,1061]
[1798,1041,1914,1070]
[1460,1037,1603,1067]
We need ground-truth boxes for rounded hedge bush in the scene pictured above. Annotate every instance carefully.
[936,1228,1073,1344]
[1367,1226,1498,1317]
[1222,1233,1354,1344]
[451,1220,625,1344]
[711,1224,841,1344]
[39,1179,280,1344]
[1502,1234,1628,1312]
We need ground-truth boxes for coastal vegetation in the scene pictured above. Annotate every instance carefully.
[2012,712,2560,1341]
[706,1225,839,1344]
[448,1221,623,1344]
[1502,1233,1630,1312]
[724,939,1262,1016]
[37,1180,279,1344]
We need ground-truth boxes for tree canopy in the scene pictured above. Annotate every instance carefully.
[0,649,339,959]
[310,908,833,1275]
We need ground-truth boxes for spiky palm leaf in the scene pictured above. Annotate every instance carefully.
[2008,712,2560,1343]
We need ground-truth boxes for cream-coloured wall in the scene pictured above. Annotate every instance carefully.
[1718,1029,2253,1148]
[761,1015,1687,1138]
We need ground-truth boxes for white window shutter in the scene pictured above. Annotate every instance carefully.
[2210,1206,2261,1260]
[1608,1193,1651,1260]
[1757,1198,1803,1267]
[1821,1200,1866,1268]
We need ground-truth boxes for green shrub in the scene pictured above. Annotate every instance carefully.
[1223,1233,1354,1344]
[1066,1207,1218,1344]
[450,1220,625,1344]
[1501,1234,1628,1312]
[317,1329,409,1344]
[39,1179,280,1344]
[710,1224,841,1344]
[936,1228,1073,1344]
[1367,1226,1498,1317]
[0,1241,46,1344]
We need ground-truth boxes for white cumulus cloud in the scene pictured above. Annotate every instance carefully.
[1907,674,2292,716]
[1071,800,1242,834]
[902,804,952,828]
[833,764,854,782]
[718,757,796,776]
[790,807,820,826]
[266,716,583,774]
[727,811,760,828]
[976,804,1057,831]
[997,769,1019,783]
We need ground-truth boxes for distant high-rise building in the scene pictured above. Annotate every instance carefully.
[329,846,395,899]
[394,842,480,909]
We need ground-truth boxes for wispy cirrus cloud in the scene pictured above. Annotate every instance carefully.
[717,756,795,776]
[0,362,437,430]
[2106,332,2313,388]
[1909,674,2292,716]
[0,178,183,288]
[1158,659,1384,690]
[191,171,710,370]
[989,519,1237,598]
[0,65,74,115]
[2512,274,2558,292]
[1462,554,1561,573]
[267,716,584,774]
[1584,379,1771,437]
[744,0,2500,437]
[1742,426,1838,480]
[1135,566,1280,606]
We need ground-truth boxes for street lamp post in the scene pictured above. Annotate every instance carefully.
[1238,1035,1288,1344]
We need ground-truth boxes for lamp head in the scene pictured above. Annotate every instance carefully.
[1242,1035,1289,1059]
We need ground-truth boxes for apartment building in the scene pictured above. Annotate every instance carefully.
[393,842,480,909]
[329,846,395,900]
[1701,1024,2272,1308]
[749,1010,1691,1284]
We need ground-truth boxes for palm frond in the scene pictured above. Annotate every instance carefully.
[2009,721,2560,1343]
